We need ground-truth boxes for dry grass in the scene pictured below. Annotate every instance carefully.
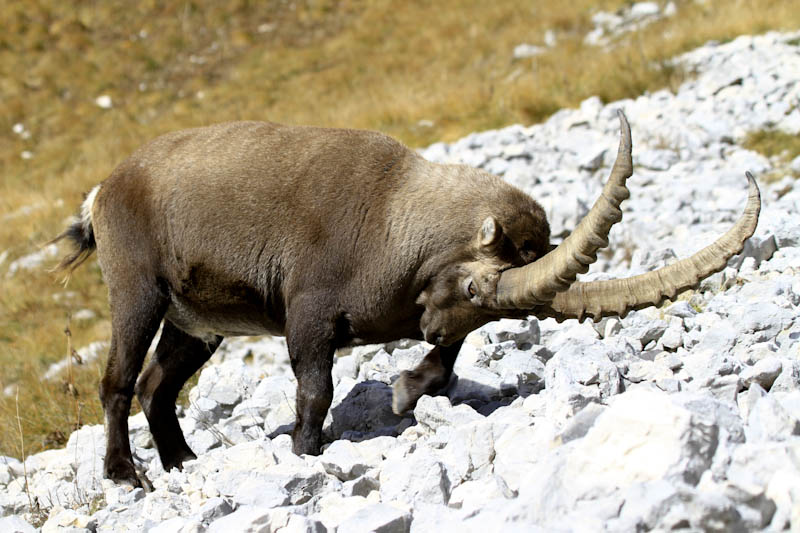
[743,128,800,181]
[1,0,799,459]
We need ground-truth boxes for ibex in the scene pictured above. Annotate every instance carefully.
[54,111,760,488]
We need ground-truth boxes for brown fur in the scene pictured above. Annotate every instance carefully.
[57,121,549,487]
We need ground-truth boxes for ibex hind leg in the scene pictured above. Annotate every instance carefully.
[100,278,168,488]
[135,320,221,472]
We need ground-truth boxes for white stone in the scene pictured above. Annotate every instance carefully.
[741,357,783,390]
[745,394,800,442]
[412,394,483,434]
[0,516,37,533]
[545,339,620,420]
[95,94,113,108]
[567,389,718,489]
[512,43,546,59]
[6,244,59,277]
[448,475,512,514]
[336,503,411,533]
[380,448,449,505]
[320,440,374,481]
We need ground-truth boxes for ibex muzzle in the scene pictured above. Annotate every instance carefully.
[54,111,760,488]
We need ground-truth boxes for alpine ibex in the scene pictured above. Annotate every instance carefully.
[54,111,761,488]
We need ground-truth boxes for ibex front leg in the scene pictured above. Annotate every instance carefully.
[392,339,463,414]
[286,295,336,456]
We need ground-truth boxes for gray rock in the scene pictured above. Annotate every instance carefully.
[261,464,328,505]
[197,497,234,522]
[660,324,684,351]
[380,448,450,505]
[491,348,546,396]
[740,357,783,390]
[745,394,800,442]
[440,419,496,486]
[688,492,743,532]
[512,43,546,59]
[791,154,800,173]
[448,364,504,404]
[412,395,483,434]
[623,359,673,384]
[207,507,320,533]
[448,475,513,514]
[326,379,404,440]
[665,300,697,319]
[342,475,380,498]
[231,477,290,508]
[478,318,540,348]
[190,359,257,413]
[614,480,685,531]
[7,28,800,533]
[544,339,620,420]
[772,359,800,392]
[570,389,718,488]
[337,503,411,533]
[148,516,198,533]
[320,440,376,481]
[556,402,607,444]
[492,420,557,492]
[636,148,679,170]
[1,515,39,533]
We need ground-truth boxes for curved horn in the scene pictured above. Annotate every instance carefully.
[495,109,633,308]
[540,172,761,322]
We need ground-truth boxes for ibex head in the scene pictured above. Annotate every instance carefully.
[413,111,760,346]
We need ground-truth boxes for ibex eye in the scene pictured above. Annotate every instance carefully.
[468,281,477,297]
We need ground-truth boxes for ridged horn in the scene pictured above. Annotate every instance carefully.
[495,109,633,307]
[539,172,761,322]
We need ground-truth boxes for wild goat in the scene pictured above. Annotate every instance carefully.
[54,111,760,488]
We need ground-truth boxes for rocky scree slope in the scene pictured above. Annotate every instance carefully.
[2,31,800,533]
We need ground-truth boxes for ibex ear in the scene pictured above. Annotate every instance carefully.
[479,216,502,247]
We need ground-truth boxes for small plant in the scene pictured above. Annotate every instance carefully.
[63,315,84,433]
[15,388,45,526]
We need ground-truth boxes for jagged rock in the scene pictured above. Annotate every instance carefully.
[741,358,783,390]
[379,447,450,506]
[447,364,505,404]
[207,507,324,533]
[448,475,513,514]
[544,339,620,420]
[492,420,557,492]
[325,379,405,440]
[556,402,607,444]
[336,503,411,533]
[569,390,719,489]
[0,516,37,533]
[412,395,483,434]
[320,440,378,481]
[745,394,800,442]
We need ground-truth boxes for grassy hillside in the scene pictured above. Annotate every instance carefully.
[1,0,798,459]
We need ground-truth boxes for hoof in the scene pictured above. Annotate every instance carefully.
[104,459,151,491]
[160,447,197,473]
[392,371,420,415]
